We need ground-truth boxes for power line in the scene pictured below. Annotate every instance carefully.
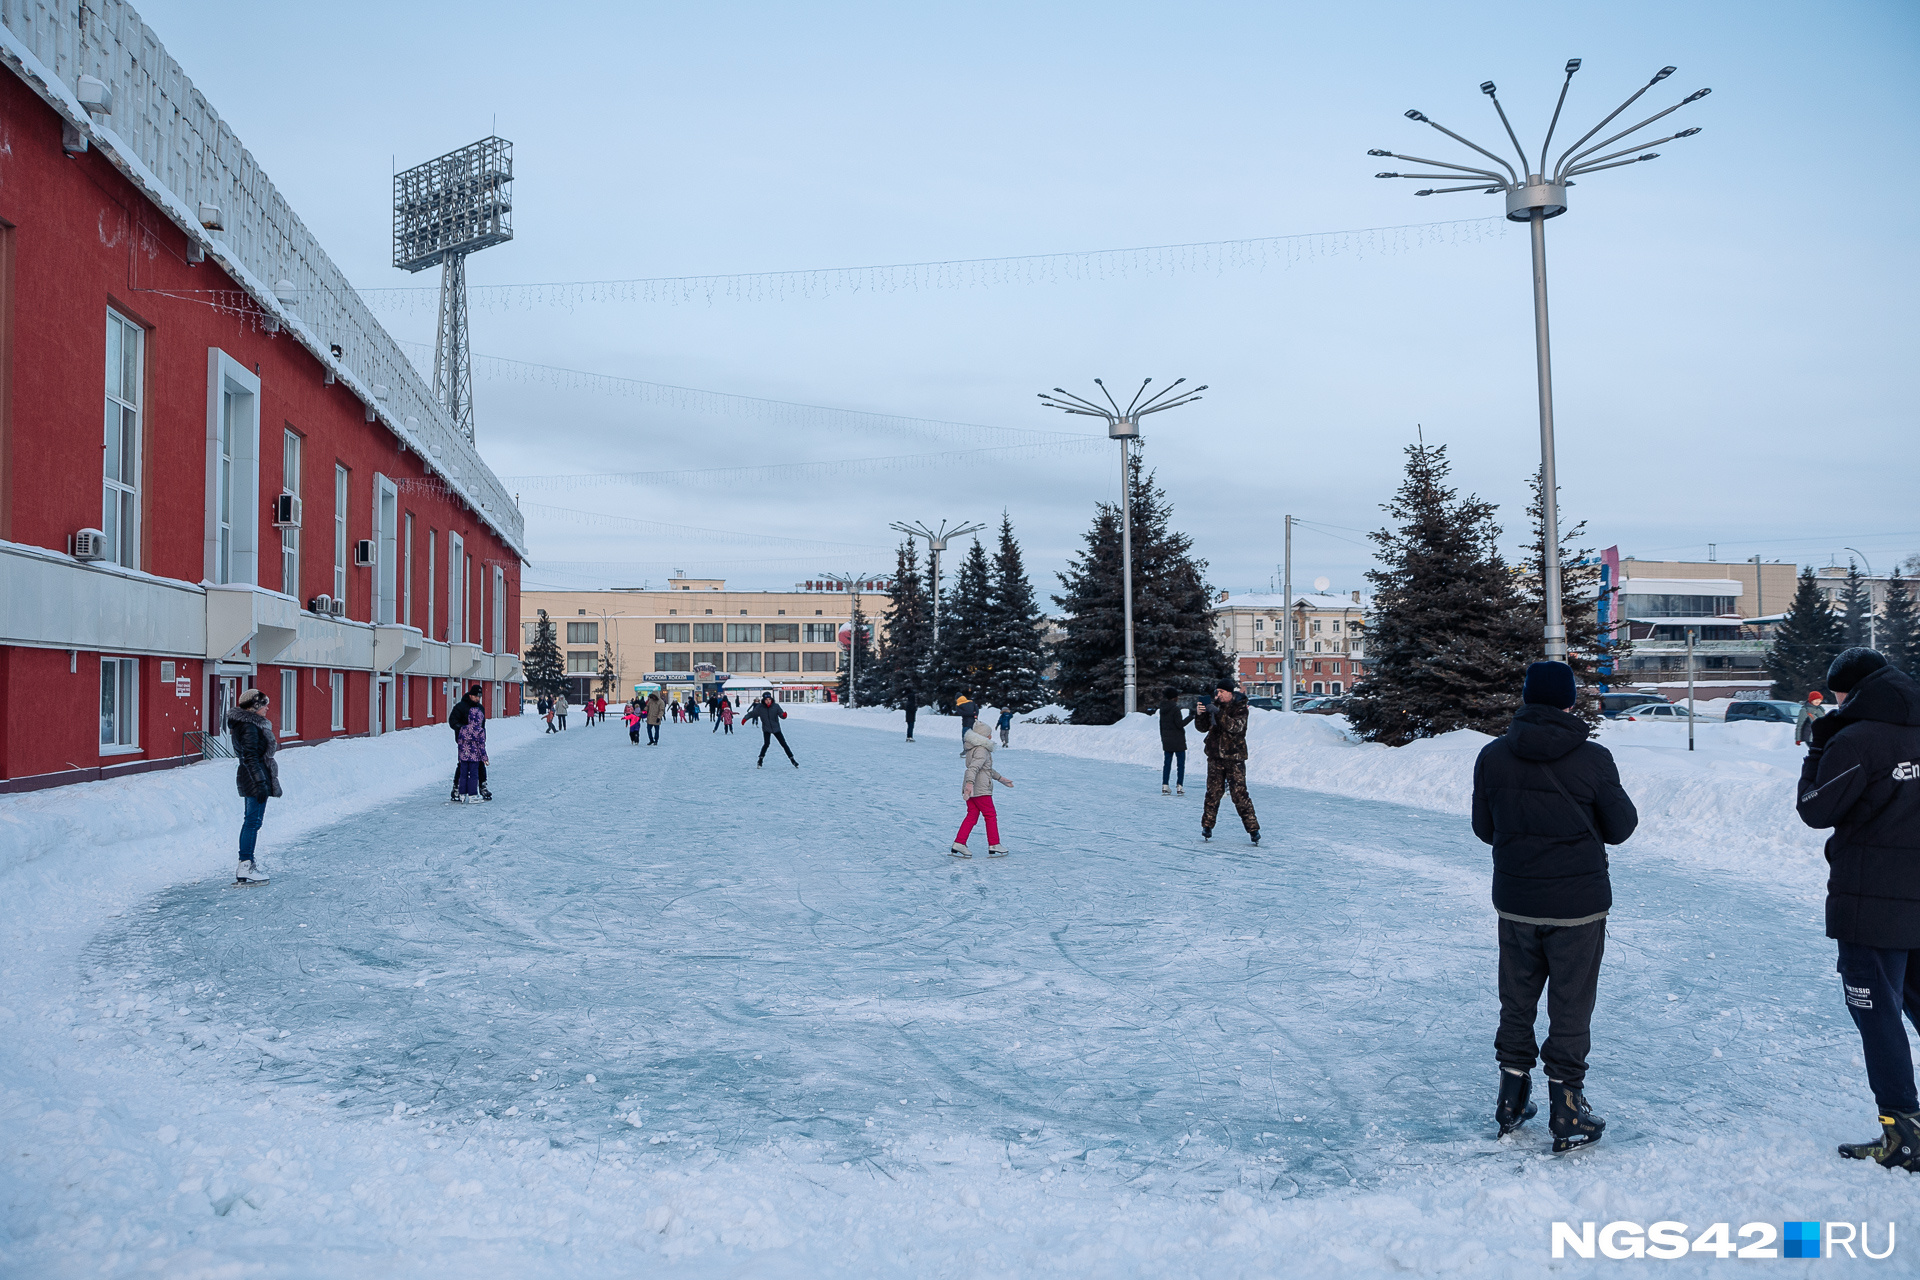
[358,216,1511,312]
[502,436,1106,491]
[519,502,887,550]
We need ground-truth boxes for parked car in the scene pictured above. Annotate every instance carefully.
[1297,696,1350,716]
[1247,696,1285,711]
[1600,691,1665,719]
[1724,699,1800,726]
[1618,702,1699,721]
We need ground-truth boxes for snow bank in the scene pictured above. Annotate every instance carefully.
[788,703,1827,888]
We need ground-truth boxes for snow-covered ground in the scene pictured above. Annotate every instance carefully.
[1,706,1909,1277]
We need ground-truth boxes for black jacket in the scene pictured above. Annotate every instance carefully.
[1193,693,1250,761]
[1156,697,1193,752]
[1796,666,1920,948]
[1472,704,1638,923]
[228,707,282,800]
[744,699,786,731]
[447,696,475,730]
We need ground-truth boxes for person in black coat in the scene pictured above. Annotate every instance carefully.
[228,688,281,885]
[448,685,492,801]
[1471,661,1638,1150]
[1796,648,1920,1170]
[1156,686,1194,795]
[744,693,797,767]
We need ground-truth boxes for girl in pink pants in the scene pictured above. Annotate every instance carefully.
[951,713,1013,858]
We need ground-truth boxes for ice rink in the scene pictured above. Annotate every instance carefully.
[2,710,1911,1276]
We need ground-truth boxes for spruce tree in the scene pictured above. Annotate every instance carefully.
[1767,567,1845,699]
[1518,469,1616,724]
[523,610,568,703]
[598,639,617,699]
[876,540,933,711]
[981,513,1049,712]
[1878,573,1918,677]
[1346,441,1532,745]
[1050,451,1230,724]
[930,538,995,710]
[1837,562,1873,649]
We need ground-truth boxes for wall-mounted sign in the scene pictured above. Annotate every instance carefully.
[175,678,192,698]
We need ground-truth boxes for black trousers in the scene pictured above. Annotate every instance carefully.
[905,705,917,739]
[759,728,795,763]
[1496,916,1605,1088]
[1837,942,1920,1113]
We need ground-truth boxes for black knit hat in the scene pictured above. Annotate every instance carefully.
[1522,660,1578,708]
[1827,647,1888,694]
[1215,675,1238,693]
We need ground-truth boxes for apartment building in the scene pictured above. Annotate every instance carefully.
[1212,590,1370,697]
[524,576,891,704]
[0,9,525,791]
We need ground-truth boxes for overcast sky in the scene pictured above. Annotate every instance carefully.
[140,0,1919,599]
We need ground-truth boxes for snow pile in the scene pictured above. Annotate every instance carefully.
[790,703,1827,886]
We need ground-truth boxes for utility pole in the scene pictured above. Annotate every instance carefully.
[1037,377,1207,715]
[1686,625,1696,752]
[1750,554,1763,620]
[1283,515,1295,712]
[889,520,983,643]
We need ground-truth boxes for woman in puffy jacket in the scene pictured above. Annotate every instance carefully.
[951,707,1013,858]
[227,688,281,885]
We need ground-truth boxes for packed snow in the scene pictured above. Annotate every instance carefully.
[1,704,1910,1277]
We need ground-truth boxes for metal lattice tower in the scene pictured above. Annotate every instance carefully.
[394,136,514,442]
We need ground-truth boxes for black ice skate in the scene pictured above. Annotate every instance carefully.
[1547,1080,1605,1152]
[1250,831,1260,846]
[480,786,493,801]
[1839,1109,1920,1170]
[1495,1068,1537,1136]
[1202,826,1213,841]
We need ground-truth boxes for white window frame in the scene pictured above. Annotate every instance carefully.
[491,565,506,654]
[334,465,350,609]
[280,667,298,736]
[446,532,465,644]
[426,530,436,640]
[205,350,261,586]
[373,474,399,625]
[400,673,411,722]
[103,310,143,570]
[99,656,140,753]
[281,428,301,597]
[403,513,414,627]
[330,670,345,730]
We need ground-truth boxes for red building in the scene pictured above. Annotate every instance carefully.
[0,11,526,792]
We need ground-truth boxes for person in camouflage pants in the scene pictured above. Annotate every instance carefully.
[1193,677,1259,844]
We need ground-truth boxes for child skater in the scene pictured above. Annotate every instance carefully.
[951,704,1013,858]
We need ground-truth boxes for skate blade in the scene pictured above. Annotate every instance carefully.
[987,851,1009,857]
[1551,1132,1603,1153]
[948,852,972,859]
[228,880,269,888]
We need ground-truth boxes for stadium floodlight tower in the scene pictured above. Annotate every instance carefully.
[1370,61,1708,662]
[393,136,514,442]
[820,571,886,709]
[889,519,985,643]
[1038,378,1206,716]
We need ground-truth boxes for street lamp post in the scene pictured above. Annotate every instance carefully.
[821,572,884,709]
[1844,548,1878,647]
[1371,60,1709,662]
[1038,378,1207,715]
[889,520,985,644]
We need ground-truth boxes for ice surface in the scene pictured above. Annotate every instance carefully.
[2,709,1913,1277]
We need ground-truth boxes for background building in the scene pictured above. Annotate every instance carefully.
[525,575,891,704]
[1213,590,1369,697]
[0,19,525,791]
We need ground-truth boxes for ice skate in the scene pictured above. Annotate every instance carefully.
[1250,831,1260,846]
[1494,1068,1537,1136]
[949,843,971,858]
[1176,785,1185,796]
[480,786,493,802]
[1839,1109,1920,1169]
[987,844,1008,857]
[1161,784,1170,795]
[1201,826,1213,841]
[233,858,268,886]
[791,758,800,768]
[1547,1081,1605,1152]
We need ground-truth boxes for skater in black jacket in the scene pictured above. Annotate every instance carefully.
[1472,661,1638,1151]
[228,688,280,885]
[448,686,492,800]
[744,693,797,767]
[1156,686,1193,795]
[1797,649,1920,1171]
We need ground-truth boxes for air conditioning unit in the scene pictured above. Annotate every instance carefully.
[330,597,346,618]
[72,528,109,561]
[309,594,335,615]
[354,539,376,567]
[273,493,302,527]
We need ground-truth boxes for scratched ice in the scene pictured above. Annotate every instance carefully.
[84,714,1860,1204]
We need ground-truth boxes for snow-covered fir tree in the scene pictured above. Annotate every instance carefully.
[1881,574,1919,678]
[1346,441,1532,745]
[1050,451,1230,724]
[1767,567,1845,699]
[980,514,1049,713]
[874,540,933,712]
[1518,469,1615,724]
[930,538,994,710]
[1836,562,1874,649]
[523,610,568,702]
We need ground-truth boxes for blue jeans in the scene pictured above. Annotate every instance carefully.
[1837,942,1920,1113]
[1162,750,1186,786]
[239,796,268,861]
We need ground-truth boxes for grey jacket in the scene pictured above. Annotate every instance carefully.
[961,727,1009,797]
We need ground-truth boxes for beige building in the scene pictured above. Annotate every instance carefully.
[523,575,892,704]
[1615,558,1799,620]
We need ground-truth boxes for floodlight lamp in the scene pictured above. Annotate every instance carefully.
[1480,81,1497,96]
[1565,58,1582,74]
[1639,152,1659,160]
[1405,109,1427,121]
[1415,189,1434,196]
[1376,172,1399,179]
[1367,149,1391,156]
[1684,88,1711,103]
[1653,66,1676,82]
[1674,127,1701,138]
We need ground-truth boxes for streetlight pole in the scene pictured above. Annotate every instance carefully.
[1372,60,1710,662]
[1844,547,1877,647]
[820,572,883,709]
[1283,514,1295,712]
[1038,378,1207,716]
[889,520,984,644]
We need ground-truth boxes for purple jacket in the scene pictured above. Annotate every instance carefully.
[456,705,488,763]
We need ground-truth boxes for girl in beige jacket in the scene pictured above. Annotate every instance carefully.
[951,711,1013,858]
